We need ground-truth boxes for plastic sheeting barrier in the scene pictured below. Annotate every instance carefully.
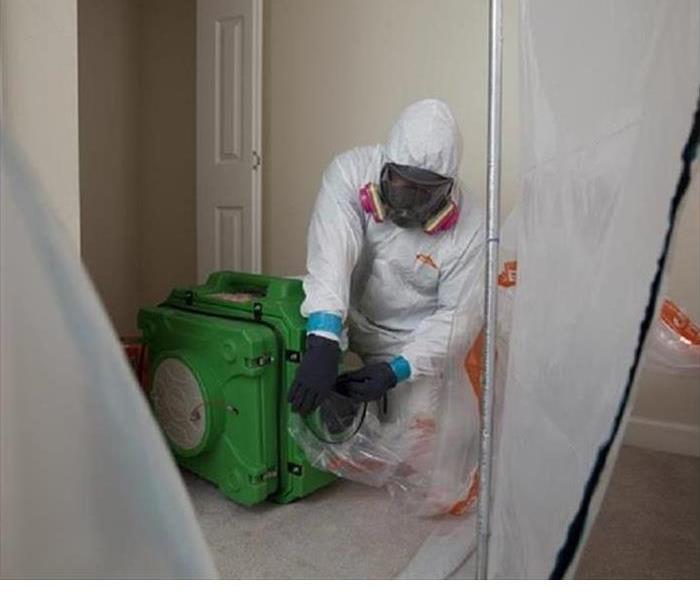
[489,0,699,579]
[0,137,218,578]
[403,0,699,579]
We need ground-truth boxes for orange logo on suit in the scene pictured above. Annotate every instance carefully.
[416,253,439,270]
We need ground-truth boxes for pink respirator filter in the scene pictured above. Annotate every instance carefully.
[359,183,385,222]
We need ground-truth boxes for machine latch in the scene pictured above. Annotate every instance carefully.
[261,469,278,482]
[253,302,263,321]
[288,463,303,476]
[285,350,301,363]
[247,354,274,368]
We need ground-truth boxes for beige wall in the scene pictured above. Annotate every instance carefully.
[78,0,196,336]
[1,0,80,249]
[79,0,141,335]
[263,0,520,276]
[631,163,700,455]
[139,0,197,309]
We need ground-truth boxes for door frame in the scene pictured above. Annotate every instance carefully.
[250,0,263,273]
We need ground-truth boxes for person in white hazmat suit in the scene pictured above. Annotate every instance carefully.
[288,99,484,478]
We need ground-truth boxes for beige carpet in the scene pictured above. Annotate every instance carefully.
[186,444,699,579]
[577,445,700,579]
[183,473,434,579]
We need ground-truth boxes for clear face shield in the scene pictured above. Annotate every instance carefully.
[379,162,454,229]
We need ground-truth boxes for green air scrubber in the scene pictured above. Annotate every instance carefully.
[138,272,335,506]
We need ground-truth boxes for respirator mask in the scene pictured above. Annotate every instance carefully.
[359,162,459,234]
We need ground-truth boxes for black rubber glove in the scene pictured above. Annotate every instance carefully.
[335,362,398,404]
[288,334,341,416]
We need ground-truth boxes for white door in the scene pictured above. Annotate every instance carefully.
[197,0,262,281]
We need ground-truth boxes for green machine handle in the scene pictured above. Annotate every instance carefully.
[203,271,303,301]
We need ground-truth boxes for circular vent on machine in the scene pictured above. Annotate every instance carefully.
[151,358,207,452]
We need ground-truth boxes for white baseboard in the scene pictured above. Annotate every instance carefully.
[624,416,700,457]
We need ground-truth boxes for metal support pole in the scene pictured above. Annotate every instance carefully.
[476,0,503,581]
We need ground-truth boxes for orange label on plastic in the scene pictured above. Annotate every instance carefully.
[412,416,437,434]
[498,260,518,287]
[465,329,485,401]
[449,469,480,516]
[660,299,700,346]
[416,253,439,270]
[449,333,486,517]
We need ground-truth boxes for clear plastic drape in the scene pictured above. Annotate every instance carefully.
[0,137,217,578]
[489,0,698,578]
[404,0,699,579]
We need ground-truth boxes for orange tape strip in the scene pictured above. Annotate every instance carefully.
[660,299,700,345]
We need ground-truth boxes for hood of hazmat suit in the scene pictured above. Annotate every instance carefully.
[385,99,463,179]
[293,99,484,512]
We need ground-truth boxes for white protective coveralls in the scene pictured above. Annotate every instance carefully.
[299,99,484,481]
